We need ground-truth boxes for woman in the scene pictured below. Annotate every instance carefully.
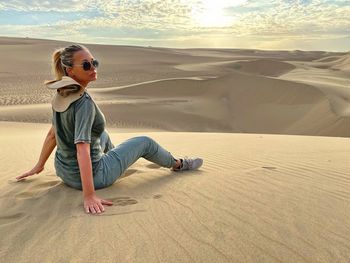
[16,44,203,215]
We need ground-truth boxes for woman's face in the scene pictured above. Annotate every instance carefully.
[67,49,98,87]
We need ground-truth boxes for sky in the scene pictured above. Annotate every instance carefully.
[0,0,349,51]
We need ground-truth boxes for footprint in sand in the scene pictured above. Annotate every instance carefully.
[262,166,277,170]
[15,180,61,200]
[146,163,161,169]
[0,212,27,226]
[121,169,138,178]
[110,197,138,206]
[153,194,162,199]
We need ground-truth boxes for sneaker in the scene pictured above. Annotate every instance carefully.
[173,157,203,172]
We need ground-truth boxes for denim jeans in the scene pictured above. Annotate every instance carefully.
[92,131,177,189]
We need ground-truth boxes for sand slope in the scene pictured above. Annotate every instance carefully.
[1,122,350,262]
[332,53,350,72]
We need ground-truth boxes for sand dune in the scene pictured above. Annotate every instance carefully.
[2,70,350,135]
[234,59,295,77]
[332,53,350,72]
[1,37,350,262]
[1,36,349,136]
[309,53,350,73]
[1,122,350,262]
[279,55,350,119]
[315,55,343,63]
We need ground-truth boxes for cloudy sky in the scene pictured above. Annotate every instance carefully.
[0,0,349,51]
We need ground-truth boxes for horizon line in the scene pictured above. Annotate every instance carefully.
[0,35,348,54]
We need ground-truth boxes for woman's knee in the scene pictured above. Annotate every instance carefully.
[134,136,158,153]
[135,136,154,145]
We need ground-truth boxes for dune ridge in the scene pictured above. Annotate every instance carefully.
[332,53,350,72]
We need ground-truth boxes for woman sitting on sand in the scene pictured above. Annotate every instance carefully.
[17,44,203,215]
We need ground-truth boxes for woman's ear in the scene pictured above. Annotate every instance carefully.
[66,67,74,77]
[66,67,73,77]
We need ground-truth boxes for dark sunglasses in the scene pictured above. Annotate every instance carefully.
[76,59,99,71]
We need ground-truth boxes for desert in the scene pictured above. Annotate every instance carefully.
[0,36,349,262]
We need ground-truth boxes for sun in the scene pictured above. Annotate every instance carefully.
[191,0,245,28]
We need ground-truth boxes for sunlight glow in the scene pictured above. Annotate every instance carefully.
[191,0,246,27]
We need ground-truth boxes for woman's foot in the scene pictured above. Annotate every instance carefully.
[172,157,203,172]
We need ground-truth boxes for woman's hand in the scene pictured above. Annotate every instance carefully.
[16,164,44,181]
[84,194,113,214]
[16,125,56,182]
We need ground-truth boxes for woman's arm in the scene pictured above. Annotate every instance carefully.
[16,125,57,181]
[76,143,95,196]
[76,143,113,214]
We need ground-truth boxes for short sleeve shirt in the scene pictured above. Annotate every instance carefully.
[52,92,106,188]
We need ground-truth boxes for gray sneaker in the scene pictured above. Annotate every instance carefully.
[173,157,203,172]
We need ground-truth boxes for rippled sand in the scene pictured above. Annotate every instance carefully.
[1,122,350,262]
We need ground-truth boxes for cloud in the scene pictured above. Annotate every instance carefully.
[229,0,350,37]
[0,0,94,12]
[0,0,349,51]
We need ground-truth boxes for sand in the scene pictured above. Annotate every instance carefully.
[1,37,350,135]
[0,37,350,262]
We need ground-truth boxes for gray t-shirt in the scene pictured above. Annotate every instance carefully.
[52,92,107,188]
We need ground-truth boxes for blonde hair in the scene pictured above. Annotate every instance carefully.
[45,44,87,84]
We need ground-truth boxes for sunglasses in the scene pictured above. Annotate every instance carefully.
[75,59,99,71]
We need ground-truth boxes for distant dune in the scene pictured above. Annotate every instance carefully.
[230,59,296,77]
[332,53,350,72]
[0,37,349,136]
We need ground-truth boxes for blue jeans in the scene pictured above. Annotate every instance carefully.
[92,131,177,189]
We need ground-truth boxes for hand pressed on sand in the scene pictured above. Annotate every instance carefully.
[16,164,44,181]
[84,194,113,214]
